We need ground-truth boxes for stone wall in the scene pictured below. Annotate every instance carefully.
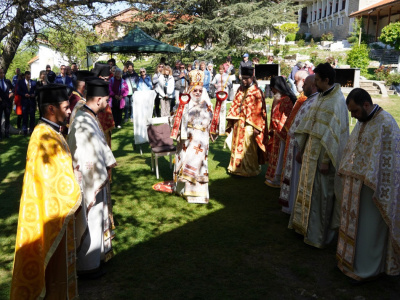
[298,0,383,41]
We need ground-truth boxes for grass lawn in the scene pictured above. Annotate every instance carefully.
[1,94,400,299]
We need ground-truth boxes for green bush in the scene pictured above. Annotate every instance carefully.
[347,36,358,44]
[279,23,299,34]
[305,35,312,42]
[282,45,290,56]
[387,73,400,86]
[285,33,296,42]
[380,22,400,50]
[374,65,391,81]
[273,47,281,56]
[279,61,292,78]
[295,33,306,41]
[321,32,334,41]
[309,38,315,48]
[297,39,305,47]
[310,51,318,63]
[346,44,370,74]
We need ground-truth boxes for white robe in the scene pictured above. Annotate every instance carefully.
[67,106,117,272]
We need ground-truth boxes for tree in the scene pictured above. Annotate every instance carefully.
[129,0,301,61]
[278,23,299,35]
[380,22,400,50]
[44,25,100,67]
[0,0,128,73]
[5,42,37,79]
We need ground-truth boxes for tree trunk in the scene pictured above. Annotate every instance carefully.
[0,26,30,73]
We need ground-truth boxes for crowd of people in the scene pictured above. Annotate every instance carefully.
[5,53,400,299]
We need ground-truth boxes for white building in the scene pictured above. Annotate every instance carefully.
[296,0,383,40]
[28,41,69,79]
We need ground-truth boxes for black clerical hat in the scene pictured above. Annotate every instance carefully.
[86,79,110,97]
[93,63,110,77]
[76,70,95,82]
[47,71,56,83]
[38,84,69,105]
[241,67,254,77]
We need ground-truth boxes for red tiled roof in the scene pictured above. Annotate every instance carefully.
[27,55,39,65]
[349,0,400,17]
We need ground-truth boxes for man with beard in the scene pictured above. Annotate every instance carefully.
[226,66,268,177]
[11,84,81,300]
[279,75,318,214]
[173,69,215,204]
[264,76,296,187]
[68,79,117,278]
[290,63,349,248]
[336,88,400,282]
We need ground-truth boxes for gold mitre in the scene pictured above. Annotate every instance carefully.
[188,69,204,86]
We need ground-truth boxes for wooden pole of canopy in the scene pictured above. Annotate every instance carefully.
[388,6,392,24]
[375,9,380,42]
[367,13,370,39]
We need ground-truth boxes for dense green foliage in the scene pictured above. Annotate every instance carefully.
[5,43,37,79]
[380,22,400,50]
[321,32,334,41]
[346,44,370,74]
[130,0,300,61]
[43,24,100,67]
[297,39,305,47]
[285,33,296,42]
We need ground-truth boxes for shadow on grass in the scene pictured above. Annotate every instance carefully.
[0,134,30,300]
[79,125,400,300]
[2,120,400,300]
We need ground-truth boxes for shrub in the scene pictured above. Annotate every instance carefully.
[380,22,400,50]
[387,73,400,86]
[279,61,292,78]
[295,33,306,41]
[282,45,290,56]
[347,36,358,44]
[346,44,370,74]
[279,23,299,35]
[273,46,281,56]
[305,35,312,42]
[297,39,305,47]
[309,38,315,48]
[285,33,296,42]
[374,65,391,81]
[310,52,318,63]
[321,32,334,41]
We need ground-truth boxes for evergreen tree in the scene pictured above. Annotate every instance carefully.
[129,0,301,60]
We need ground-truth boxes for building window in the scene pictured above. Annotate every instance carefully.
[330,20,333,28]
[342,0,346,11]
[320,23,323,30]
[341,16,344,25]
[337,17,340,26]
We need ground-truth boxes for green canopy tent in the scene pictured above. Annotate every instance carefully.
[86,26,181,54]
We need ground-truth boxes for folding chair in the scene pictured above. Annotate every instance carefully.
[147,120,176,179]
